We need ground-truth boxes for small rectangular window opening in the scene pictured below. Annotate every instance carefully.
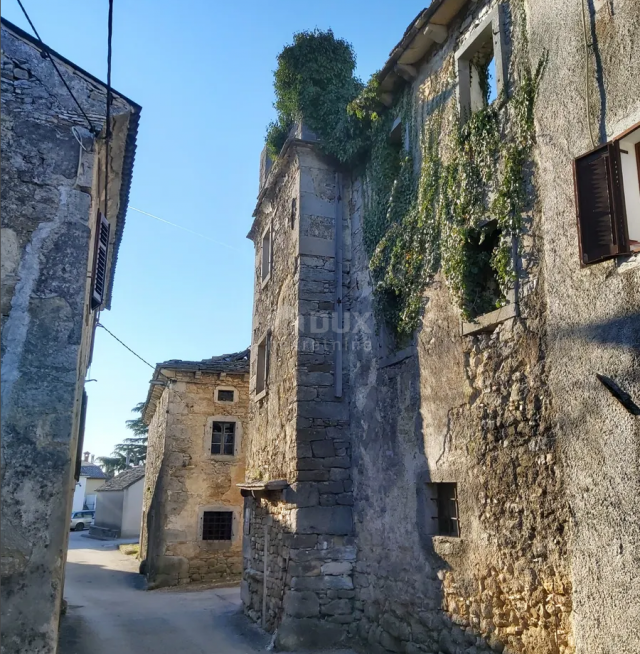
[255,332,270,396]
[464,220,504,319]
[202,511,233,541]
[261,227,272,283]
[470,43,496,111]
[426,482,460,537]
[217,389,235,402]
[211,421,235,455]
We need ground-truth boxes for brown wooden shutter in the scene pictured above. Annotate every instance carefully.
[74,391,88,482]
[91,212,110,309]
[574,142,629,265]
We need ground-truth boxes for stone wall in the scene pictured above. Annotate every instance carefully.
[142,368,248,588]
[0,24,137,654]
[343,2,573,653]
[527,0,640,651]
[243,140,356,649]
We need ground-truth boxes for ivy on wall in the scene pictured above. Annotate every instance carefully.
[265,5,546,340]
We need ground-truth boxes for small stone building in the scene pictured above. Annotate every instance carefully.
[0,18,140,654]
[140,350,250,588]
[91,466,145,539]
[241,1,640,653]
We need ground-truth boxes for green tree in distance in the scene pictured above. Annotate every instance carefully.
[97,403,148,476]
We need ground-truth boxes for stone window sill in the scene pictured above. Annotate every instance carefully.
[200,539,234,551]
[255,388,267,402]
[616,252,640,274]
[461,290,518,336]
[209,454,237,463]
[261,272,271,289]
[431,535,465,556]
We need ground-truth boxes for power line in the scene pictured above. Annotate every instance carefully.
[15,0,99,135]
[97,322,155,370]
[128,206,241,251]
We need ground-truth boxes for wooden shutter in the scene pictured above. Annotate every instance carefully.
[74,391,88,482]
[91,212,110,309]
[574,142,629,265]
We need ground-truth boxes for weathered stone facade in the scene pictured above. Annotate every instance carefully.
[140,351,249,588]
[0,19,139,654]
[243,1,640,653]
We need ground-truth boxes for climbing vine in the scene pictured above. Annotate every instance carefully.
[266,5,546,340]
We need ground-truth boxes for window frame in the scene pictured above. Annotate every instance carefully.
[201,510,233,542]
[90,211,111,310]
[260,224,272,287]
[215,386,237,404]
[573,122,640,266]
[254,330,271,400]
[455,4,506,121]
[205,416,242,459]
[424,481,461,538]
[211,420,236,456]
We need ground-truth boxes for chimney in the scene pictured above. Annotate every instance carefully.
[83,451,90,462]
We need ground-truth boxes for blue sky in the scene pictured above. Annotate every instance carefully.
[2,0,426,459]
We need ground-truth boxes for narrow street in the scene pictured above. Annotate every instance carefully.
[59,532,270,654]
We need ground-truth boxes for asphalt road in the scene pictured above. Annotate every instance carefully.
[59,531,271,654]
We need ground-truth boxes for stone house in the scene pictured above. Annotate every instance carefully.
[91,466,145,539]
[241,1,639,654]
[0,18,140,654]
[140,350,250,588]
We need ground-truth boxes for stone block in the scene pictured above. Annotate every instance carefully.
[297,458,323,471]
[298,371,334,387]
[294,506,353,535]
[283,482,319,507]
[275,617,346,651]
[322,456,351,469]
[329,468,350,481]
[297,470,330,482]
[321,598,352,615]
[289,560,321,577]
[317,481,343,494]
[283,590,320,618]
[285,534,318,548]
[321,561,353,575]
[311,440,335,458]
[336,493,354,505]
[298,401,349,421]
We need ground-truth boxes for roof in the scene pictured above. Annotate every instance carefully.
[377,0,468,93]
[96,466,145,492]
[0,18,141,311]
[142,348,250,424]
[80,464,107,479]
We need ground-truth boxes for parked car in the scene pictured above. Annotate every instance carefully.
[70,510,95,531]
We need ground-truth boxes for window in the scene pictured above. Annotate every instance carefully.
[261,225,272,285]
[290,197,297,230]
[426,483,460,537]
[255,331,270,397]
[456,5,505,120]
[216,389,235,402]
[465,220,503,318]
[574,125,640,265]
[202,511,233,541]
[211,421,235,455]
[91,212,110,309]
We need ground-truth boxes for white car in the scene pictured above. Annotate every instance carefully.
[70,510,95,531]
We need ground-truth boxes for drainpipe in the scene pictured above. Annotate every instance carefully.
[334,173,343,398]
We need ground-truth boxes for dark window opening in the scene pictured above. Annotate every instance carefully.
[202,511,232,541]
[256,332,270,395]
[427,483,460,537]
[290,198,297,230]
[261,227,272,283]
[463,220,504,318]
[211,421,235,455]
[217,389,234,402]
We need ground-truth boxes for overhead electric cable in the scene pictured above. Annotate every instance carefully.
[96,322,155,370]
[15,0,99,135]
[128,206,241,251]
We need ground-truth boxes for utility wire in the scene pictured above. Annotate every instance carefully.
[128,206,241,251]
[15,0,99,135]
[97,322,155,370]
